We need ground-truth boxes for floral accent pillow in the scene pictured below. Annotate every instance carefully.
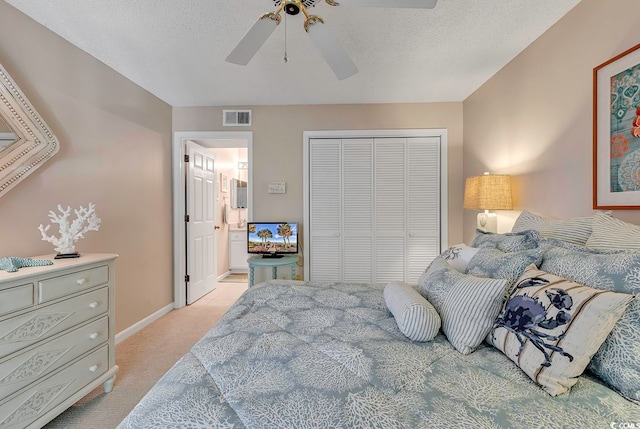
[471,229,540,252]
[491,265,633,397]
[418,257,508,355]
[439,244,479,272]
[540,244,640,402]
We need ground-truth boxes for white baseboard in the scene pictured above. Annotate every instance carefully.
[218,271,231,281]
[115,303,174,344]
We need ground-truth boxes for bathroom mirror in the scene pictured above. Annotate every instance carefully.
[0,63,60,198]
[230,178,247,209]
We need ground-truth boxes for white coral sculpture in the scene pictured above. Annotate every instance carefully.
[38,203,101,254]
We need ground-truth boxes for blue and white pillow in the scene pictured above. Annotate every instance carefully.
[418,257,508,355]
[586,212,640,251]
[511,210,597,246]
[491,265,633,396]
[384,281,440,342]
[540,243,640,402]
[439,244,479,272]
[465,247,544,290]
[471,229,540,252]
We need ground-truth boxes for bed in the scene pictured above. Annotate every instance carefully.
[119,211,640,428]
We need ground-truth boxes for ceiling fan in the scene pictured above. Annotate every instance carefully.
[225,0,438,80]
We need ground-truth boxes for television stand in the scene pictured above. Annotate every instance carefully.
[261,254,284,259]
[247,255,298,287]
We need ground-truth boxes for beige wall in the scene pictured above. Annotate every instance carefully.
[174,103,464,254]
[463,0,640,244]
[0,2,173,333]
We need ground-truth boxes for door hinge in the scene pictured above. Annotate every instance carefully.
[184,214,190,222]
[185,274,190,282]
[184,154,189,162]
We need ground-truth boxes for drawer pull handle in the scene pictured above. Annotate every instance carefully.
[89,332,99,340]
[89,365,98,373]
[77,278,88,285]
[89,302,98,309]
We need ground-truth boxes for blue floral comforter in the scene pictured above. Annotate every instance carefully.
[118,280,640,428]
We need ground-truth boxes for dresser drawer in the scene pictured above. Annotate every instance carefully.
[0,284,33,318]
[38,265,109,303]
[0,316,108,401]
[0,345,108,428]
[0,287,108,360]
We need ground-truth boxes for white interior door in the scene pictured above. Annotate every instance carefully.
[186,140,217,304]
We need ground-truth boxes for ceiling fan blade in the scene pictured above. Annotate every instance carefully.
[306,22,358,80]
[334,0,437,8]
[226,15,279,65]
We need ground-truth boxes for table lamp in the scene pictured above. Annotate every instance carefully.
[463,172,513,233]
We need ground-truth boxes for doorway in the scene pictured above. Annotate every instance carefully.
[172,131,253,309]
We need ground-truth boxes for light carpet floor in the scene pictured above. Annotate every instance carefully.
[44,282,247,429]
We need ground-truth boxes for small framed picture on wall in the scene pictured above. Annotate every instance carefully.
[220,173,229,193]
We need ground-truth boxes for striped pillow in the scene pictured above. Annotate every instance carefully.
[511,210,595,245]
[491,265,633,396]
[418,257,508,354]
[439,275,508,354]
[384,282,440,342]
[586,212,640,250]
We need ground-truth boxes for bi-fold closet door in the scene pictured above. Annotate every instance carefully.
[309,136,441,284]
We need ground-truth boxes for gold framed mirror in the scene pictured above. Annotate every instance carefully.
[0,64,59,198]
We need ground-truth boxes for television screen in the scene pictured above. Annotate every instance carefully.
[247,222,298,257]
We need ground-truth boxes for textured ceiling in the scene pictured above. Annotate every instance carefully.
[4,0,583,107]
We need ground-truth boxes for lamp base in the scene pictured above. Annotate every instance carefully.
[477,212,497,233]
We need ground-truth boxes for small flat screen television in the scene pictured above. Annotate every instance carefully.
[247,222,298,258]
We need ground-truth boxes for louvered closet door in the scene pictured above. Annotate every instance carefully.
[342,139,373,282]
[374,138,406,283]
[309,139,342,281]
[308,134,441,284]
[407,137,441,283]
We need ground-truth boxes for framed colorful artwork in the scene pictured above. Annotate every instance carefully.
[593,42,640,209]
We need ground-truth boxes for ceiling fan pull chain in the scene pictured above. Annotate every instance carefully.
[283,9,288,63]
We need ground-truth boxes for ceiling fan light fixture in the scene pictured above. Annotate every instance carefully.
[284,0,302,15]
[227,0,437,77]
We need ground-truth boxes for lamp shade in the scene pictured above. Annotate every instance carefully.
[463,174,513,210]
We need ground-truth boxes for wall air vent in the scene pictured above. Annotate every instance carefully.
[223,110,252,126]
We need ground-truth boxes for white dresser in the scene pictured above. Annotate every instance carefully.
[0,254,118,428]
